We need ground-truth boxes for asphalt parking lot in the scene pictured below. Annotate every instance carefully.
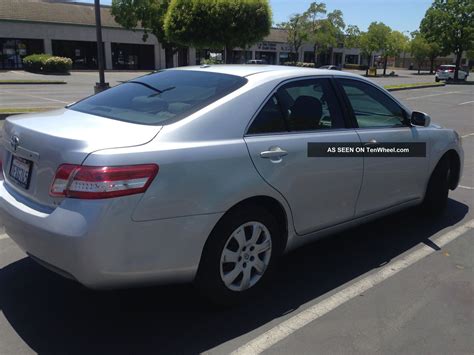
[0,79,473,354]
[0,68,471,109]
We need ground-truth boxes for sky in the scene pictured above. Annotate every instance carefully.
[81,0,433,34]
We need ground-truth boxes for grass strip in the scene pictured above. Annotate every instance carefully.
[384,82,445,90]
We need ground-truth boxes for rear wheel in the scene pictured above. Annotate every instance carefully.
[196,206,282,306]
[435,77,440,82]
[421,157,450,216]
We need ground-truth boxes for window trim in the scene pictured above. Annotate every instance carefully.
[334,77,412,130]
[245,75,351,137]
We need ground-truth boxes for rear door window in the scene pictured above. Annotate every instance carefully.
[70,70,247,125]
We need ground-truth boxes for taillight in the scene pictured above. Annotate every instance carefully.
[448,68,454,72]
[50,164,158,199]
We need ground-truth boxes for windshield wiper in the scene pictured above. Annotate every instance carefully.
[127,81,175,96]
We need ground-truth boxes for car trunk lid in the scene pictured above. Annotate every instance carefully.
[1,108,161,207]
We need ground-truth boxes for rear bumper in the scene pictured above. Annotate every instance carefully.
[0,181,222,289]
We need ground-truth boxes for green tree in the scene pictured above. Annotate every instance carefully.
[278,14,307,62]
[426,41,442,74]
[409,33,431,74]
[384,30,409,75]
[366,22,392,75]
[344,25,361,49]
[111,0,177,68]
[420,0,474,80]
[303,2,327,64]
[164,0,272,64]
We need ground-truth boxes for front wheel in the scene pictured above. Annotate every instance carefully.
[196,207,282,306]
[421,157,450,216]
[435,77,440,82]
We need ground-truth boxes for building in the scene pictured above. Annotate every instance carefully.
[1,0,369,70]
[1,0,467,71]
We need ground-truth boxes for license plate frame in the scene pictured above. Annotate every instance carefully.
[9,155,33,189]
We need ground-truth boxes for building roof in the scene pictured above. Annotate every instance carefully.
[0,0,124,29]
[0,0,288,42]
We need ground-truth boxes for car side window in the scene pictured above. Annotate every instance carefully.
[277,78,345,131]
[338,79,406,128]
[247,94,287,134]
[247,78,345,135]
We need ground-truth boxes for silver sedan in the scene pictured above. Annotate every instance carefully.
[0,65,464,305]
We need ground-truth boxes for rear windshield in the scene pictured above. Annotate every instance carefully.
[69,70,247,125]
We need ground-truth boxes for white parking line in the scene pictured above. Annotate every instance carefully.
[0,89,69,104]
[405,91,461,100]
[459,185,474,190]
[459,100,474,106]
[462,133,474,138]
[231,218,474,355]
[0,234,8,240]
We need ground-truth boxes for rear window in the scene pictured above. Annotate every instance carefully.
[69,70,247,125]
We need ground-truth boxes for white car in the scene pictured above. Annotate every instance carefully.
[435,65,469,82]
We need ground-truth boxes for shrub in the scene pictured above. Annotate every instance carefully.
[200,58,223,65]
[23,54,72,73]
[343,63,369,70]
[44,56,72,73]
[283,61,316,68]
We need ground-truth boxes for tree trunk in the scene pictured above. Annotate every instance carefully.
[225,45,233,64]
[418,65,421,75]
[383,55,388,76]
[454,50,462,81]
[365,53,371,76]
[429,57,435,74]
[313,44,317,65]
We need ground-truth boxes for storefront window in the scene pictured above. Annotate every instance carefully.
[279,52,289,64]
[255,51,276,64]
[303,51,315,63]
[232,50,252,64]
[0,38,44,69]
[112,43,155,70]
[52,40,100,69]
[345,54,359,64]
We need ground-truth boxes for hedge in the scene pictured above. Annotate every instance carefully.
[283,61,316,68]
[23,54,72,73]
[343,63,369,70]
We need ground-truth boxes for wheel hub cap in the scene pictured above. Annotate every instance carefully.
[219,221,272,292]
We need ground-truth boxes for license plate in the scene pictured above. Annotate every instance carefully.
[9,156,33,189]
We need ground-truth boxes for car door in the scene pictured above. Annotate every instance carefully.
[244,77,363,235]
[336,78,430,216]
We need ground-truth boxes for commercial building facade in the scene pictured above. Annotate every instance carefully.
[0,0,468,71]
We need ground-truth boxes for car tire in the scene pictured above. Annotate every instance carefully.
[421,156,450,216]
[435,77,440,82]
[195,206,283,306]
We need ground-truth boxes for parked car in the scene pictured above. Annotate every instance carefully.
[319,64,341,70]
[435,64,469,82]
[0,65,463,305]
[246,59,267,64]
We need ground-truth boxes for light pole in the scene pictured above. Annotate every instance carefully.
[94,0,109,93]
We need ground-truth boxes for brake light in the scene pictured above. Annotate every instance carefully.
[50,164,158,199]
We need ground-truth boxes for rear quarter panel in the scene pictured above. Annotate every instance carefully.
[82,78,295,238]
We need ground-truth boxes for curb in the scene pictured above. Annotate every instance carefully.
[386,83,445,92]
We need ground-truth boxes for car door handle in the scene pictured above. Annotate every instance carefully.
[260,146,288,159]
[364,139,380,148]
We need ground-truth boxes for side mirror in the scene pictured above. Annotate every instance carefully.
[411,111,431,127]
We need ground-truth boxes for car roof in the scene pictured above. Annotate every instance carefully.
[171,64,359,81]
